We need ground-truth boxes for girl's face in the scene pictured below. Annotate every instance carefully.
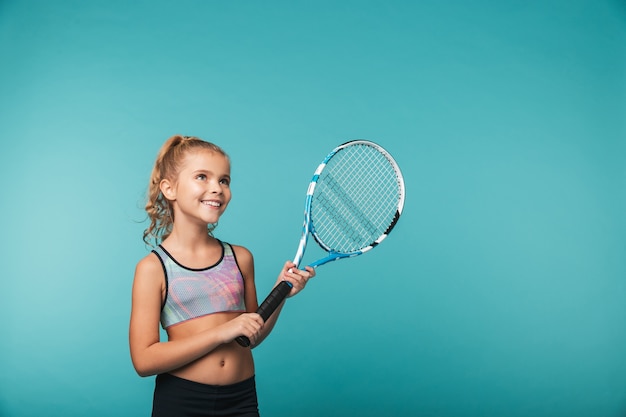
[166,149,232,227]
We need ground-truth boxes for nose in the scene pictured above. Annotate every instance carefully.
[209,179,223,194]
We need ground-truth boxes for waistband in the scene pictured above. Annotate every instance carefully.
[156,373,256,394]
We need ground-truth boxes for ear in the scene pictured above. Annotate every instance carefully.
[160,179,176,201]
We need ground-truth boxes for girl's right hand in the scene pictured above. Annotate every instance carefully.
[220,313,264,345]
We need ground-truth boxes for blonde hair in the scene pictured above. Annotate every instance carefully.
[143,134,229,246]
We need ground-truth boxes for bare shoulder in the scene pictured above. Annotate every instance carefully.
[230,244,254,276]
[136,251,162,273]
[134,252,165,287]
[231,244,253,262]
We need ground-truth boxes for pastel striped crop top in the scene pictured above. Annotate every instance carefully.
[152,241,247,329]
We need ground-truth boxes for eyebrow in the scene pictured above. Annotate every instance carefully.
[192,169,231,178]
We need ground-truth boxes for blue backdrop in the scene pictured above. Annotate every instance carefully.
[1,1,625,416]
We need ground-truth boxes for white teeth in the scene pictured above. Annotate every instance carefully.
[202,201,221,207]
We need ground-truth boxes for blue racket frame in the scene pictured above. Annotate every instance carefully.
[235,139,405,347]
[293,139,404,268]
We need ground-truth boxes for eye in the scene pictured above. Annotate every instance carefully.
[220,177,231,186]
[195,174,207,181]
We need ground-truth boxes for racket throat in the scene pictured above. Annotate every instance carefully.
[307,251,359,268]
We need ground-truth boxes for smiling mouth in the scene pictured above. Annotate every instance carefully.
[202,200,222,207]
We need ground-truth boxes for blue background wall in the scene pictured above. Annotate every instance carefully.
[1,1,625,416]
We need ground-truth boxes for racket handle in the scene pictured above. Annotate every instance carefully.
[235,281,293,347]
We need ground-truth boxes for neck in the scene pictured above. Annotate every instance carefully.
[165,221,214,250]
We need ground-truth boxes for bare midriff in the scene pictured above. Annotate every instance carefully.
[166,311,254,385]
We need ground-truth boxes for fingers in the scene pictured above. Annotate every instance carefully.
[304,265,316,279]
[282,262,315,296]
[229,313,263,345]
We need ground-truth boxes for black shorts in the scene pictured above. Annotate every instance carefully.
[152,373,260,417]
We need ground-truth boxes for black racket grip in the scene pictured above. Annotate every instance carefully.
[235,281,293,347]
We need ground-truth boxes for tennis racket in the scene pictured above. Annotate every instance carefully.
[236,140,405,347]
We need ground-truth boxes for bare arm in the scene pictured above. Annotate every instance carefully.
[128,254,263,377]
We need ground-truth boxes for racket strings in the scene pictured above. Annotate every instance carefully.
[311,144,401,253]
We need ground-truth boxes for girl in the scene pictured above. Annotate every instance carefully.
[129,135,315,417]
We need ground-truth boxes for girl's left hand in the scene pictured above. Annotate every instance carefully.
[278,261,315,297]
